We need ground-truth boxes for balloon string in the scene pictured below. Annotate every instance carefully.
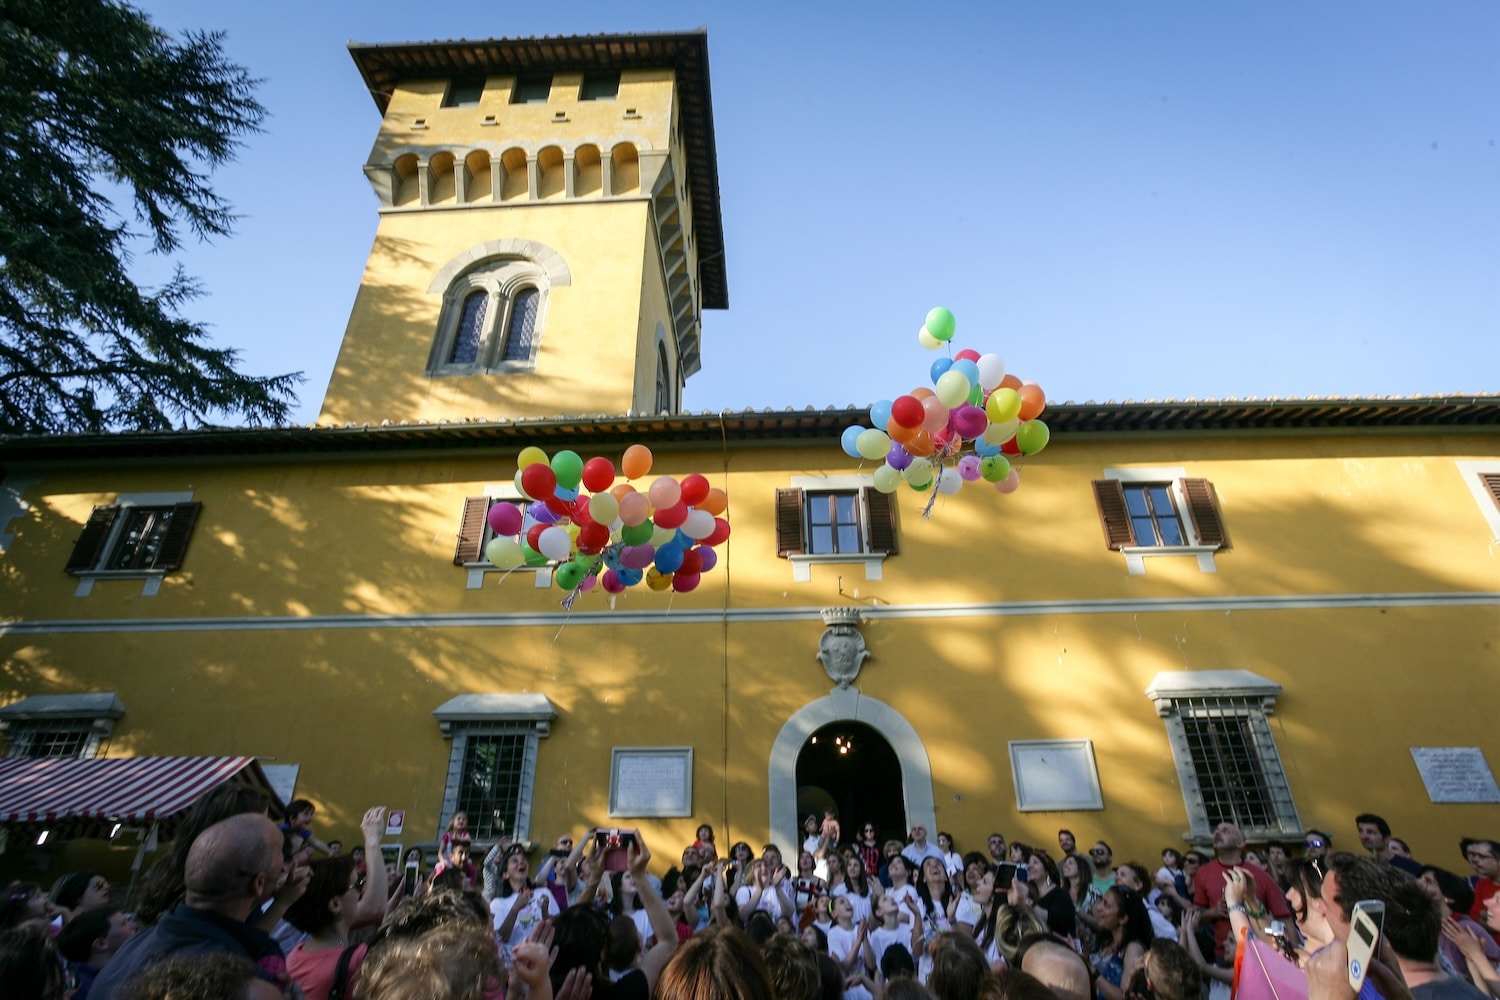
[921,456,945,519]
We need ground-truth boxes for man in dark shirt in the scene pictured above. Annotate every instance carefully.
[1357,812,1424,877]
[91,813,290,1000]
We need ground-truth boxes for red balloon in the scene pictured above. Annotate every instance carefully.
[890,395,924,429]
[671,572,701,593]
[932,428,956,451]
[1001,437,1021,456]
[521,463,557,499]
[955,348,981,362]
[678,549,703,576]
[577,522,610,553]
[654,501,689,529]
[582,457,616,493]
[526,523,548,552]
[572,497,595,524]
[544,495,575,517]
[705,518,731,546]
[680,473,711,507]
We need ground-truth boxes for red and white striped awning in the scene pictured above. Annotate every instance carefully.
[0,756,279,832]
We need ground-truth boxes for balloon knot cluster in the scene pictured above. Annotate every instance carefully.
[842,307,1050,513]
[489,444,730,603]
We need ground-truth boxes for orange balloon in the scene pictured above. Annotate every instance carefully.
[621,444,653,479]
[610,483,638,500]
[1018,382,1046,421]
[910,387,936,401]
[905,429,936,457]
[887,418,919,444]
[699,488,728,516]
[999,373,1023,391]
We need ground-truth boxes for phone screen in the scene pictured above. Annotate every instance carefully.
[403,862,418,896]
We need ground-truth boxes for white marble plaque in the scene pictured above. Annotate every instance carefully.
[1010,740,1104,811]
[609,748,693,817]
[1411,747,1500,803]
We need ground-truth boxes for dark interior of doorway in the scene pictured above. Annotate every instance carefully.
[795,721,906,845]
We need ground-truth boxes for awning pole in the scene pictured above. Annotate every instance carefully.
[125,821,159,906]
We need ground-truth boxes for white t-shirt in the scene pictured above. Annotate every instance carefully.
[735,883,788,918]
[886,882,919,922]
[868,925,911,969]
[832,883,874,926]
[827,921,872,999]
[490,891,549,950]
[954,892,982,928]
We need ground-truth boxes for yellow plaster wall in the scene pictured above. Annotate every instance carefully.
[4,431,1500,873]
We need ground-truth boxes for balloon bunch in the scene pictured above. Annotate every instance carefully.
[843,307,1050,513]
[486,444,730,605]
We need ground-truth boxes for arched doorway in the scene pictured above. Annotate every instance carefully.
[767,688,935,852]
[796,721,905,844]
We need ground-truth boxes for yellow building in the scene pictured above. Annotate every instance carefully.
[3,31,1500,881]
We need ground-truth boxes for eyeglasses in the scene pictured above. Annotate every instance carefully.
[1183,858,1202,866]
[1090,848,1109,857]
[1305,839,1325,848]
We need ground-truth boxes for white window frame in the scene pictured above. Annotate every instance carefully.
[1104,467,1218,575]
[73,491,194,597]
[433,694,556,843]
[429,259,549,376]
[1145,670,1301,843]
[462,485,553,590]
[0,693,124,759]
[1456,461,1500,542]
[787,475,886,583]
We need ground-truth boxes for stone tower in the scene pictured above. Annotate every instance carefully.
[320,31,727,425]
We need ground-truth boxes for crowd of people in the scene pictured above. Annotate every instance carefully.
[3,792,1499,1000]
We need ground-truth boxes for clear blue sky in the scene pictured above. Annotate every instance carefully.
[133,1,1499,425]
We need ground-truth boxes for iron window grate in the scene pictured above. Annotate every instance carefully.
[1177,698,1275,829]
[6,724,94,759]
[456,731,528,839]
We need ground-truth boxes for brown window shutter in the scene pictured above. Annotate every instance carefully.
[1481,473,1500,510]
[775,488,805,557]
[64,505,121,573]
[863,487,899,555]
[150,502,203,571]
[454,496,490,565]
[1180,478,1228,548]
[1091,479,1136,550]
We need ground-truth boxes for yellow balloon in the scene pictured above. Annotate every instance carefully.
[646,568,672,591]
[985,387,1022,423]
[518,446,549,469]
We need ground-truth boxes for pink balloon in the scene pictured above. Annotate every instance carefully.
[951,405,987,439]
[487,502,523,536]
[921,397,950,433]
[957,455,982,481]
[620,544,656,569]
[647,476,681,509]
[579,574,598,592]
[995,469,1021,494]
[602,570,627,594]
[619,492,650,526]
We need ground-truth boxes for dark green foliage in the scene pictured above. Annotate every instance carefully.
[0,0,300,433]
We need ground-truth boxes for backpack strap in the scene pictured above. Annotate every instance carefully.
[329,944,359,1000]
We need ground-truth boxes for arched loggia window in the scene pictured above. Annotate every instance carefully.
[429,259,549,374]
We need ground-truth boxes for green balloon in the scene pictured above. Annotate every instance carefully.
[622,520,654,545]
[1016,419,1051,456]
[550,449,584,489]
[925,307,956,342]
[522,543,548,567]
[555,561,585,590]
[968,382,985,406]
[980,454,1012,483]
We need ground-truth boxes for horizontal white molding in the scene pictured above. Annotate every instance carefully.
[4,591,1500,637]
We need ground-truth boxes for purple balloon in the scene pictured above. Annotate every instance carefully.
[488,502,523,536]
[620,544,656,570]
[957,455,983,481]
[528,501,561,525]
[886,443,913,471]
[951,404,988,439]
[697,547,718,572]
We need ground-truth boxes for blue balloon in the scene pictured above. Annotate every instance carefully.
[618,568,643,586]
[655,540,685,573]
[952,359,981,387]
[841,425,866,459]
[869,399,894,430]
[973,437,1002,457]
[930,357,954,384]
[675,529,692,548]
[555,485,578,501]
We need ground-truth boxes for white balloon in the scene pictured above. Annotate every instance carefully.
[938,468,964,494]
[537,525,573,561]
[976,353,1006,389]
[681,509,716,539]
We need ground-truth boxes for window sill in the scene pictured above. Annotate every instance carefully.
[787,552,886,583]
[463,563,553,590]
[1119,545,1219,576]
[70,569,167,598]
